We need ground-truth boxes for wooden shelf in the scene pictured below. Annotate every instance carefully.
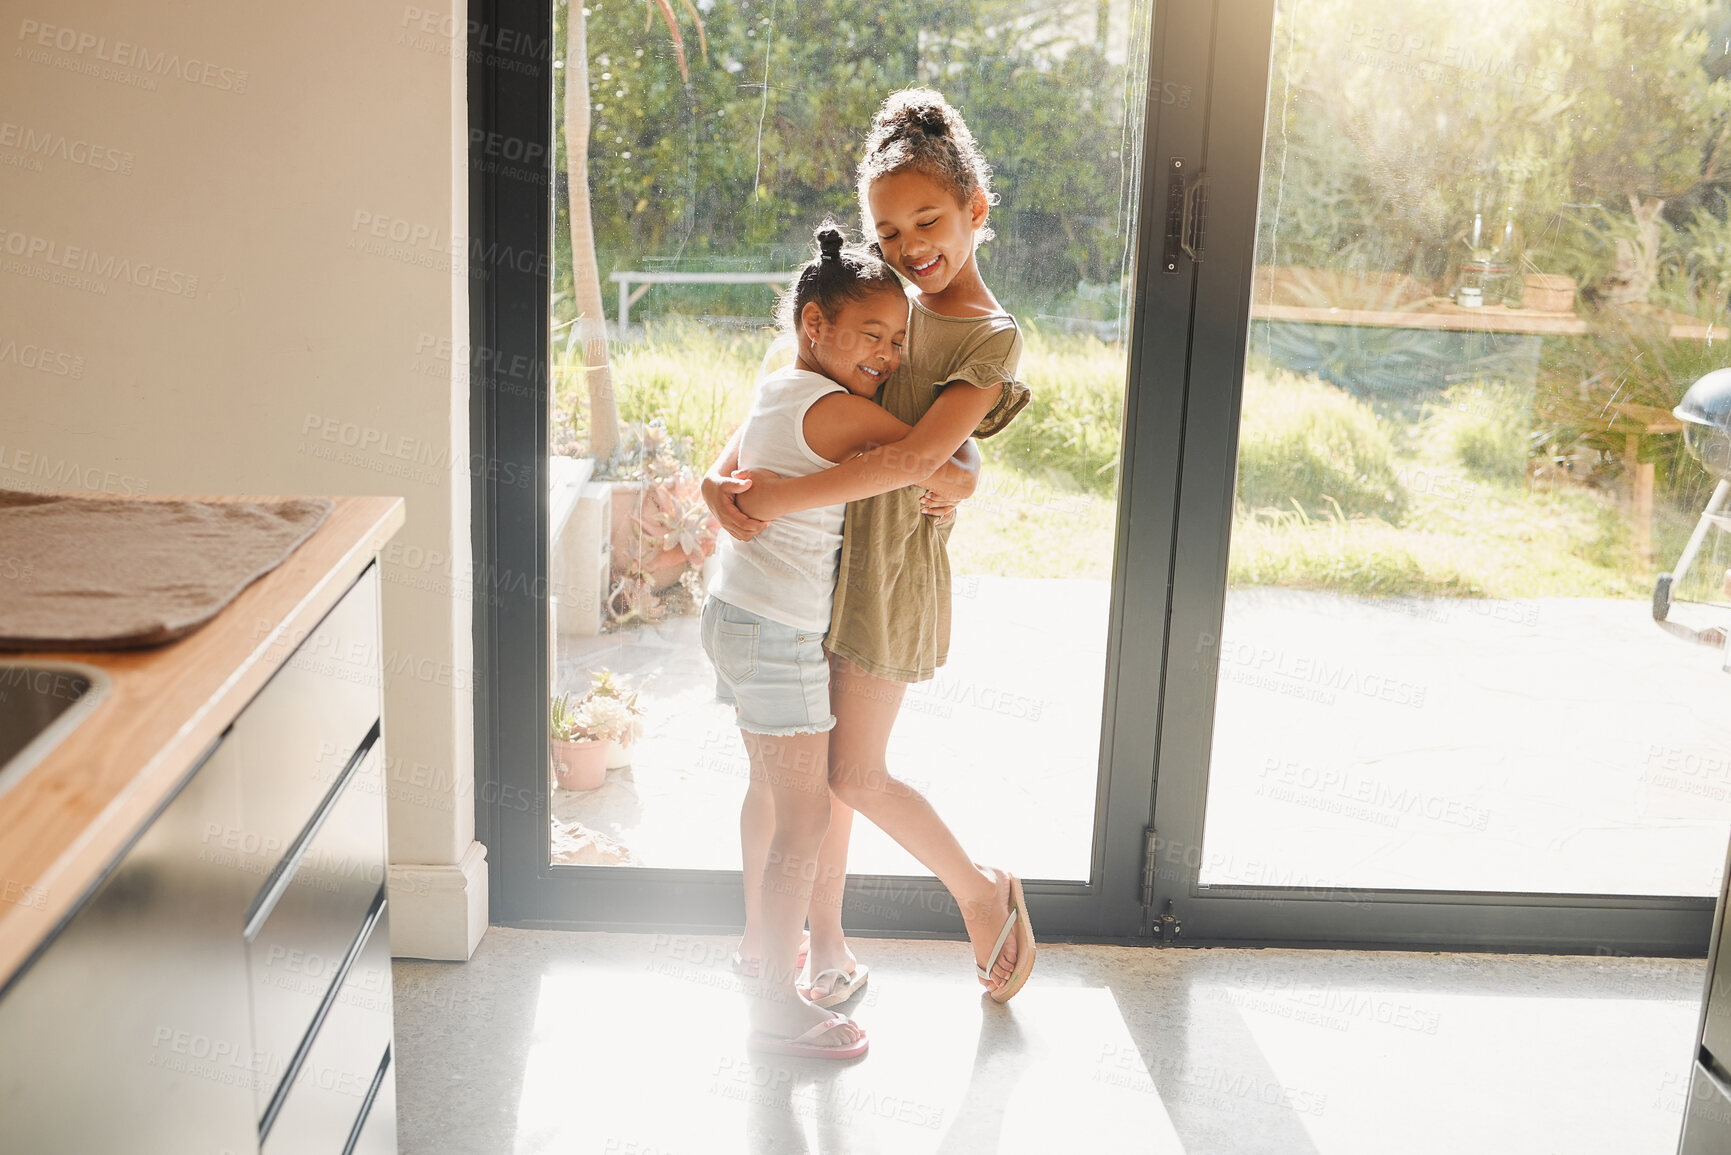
[1250,277,1720,341]
[1251,299,1591,336]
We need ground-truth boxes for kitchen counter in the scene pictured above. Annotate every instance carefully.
[0,494,404,984]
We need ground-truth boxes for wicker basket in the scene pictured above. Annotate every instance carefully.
[1522,273,1576,313]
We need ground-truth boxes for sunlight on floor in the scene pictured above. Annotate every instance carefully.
[509,961,1182,1153]
[1190,975,1700,1154]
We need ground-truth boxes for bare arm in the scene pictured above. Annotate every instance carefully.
[924,437,981,501]
[800,393,980,496]
[738,382,1002,520]
[700,426,768,541]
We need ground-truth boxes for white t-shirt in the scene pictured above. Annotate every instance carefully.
[709,367,848,632]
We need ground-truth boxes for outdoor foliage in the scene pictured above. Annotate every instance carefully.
[1536,317,1731,505]
[555,0,1152,328]
[1235,370,1408,522]
[1422,382,1530,484]
[544,0,1731,601]
[1261,0,1731,302]
[986,326,1126,493]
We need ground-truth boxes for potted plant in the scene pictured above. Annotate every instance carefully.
[599,418,722,624]
[550,692,609,791]
[587,668,646,769]
[550,671,647,788]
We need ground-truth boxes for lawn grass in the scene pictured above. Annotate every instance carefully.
[946,469,1118,581]
[555,321,767,468]
[566,320,1690,598]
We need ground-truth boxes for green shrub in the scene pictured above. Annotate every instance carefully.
[978,325,1126,494]
[1235,370,1408,522]
[565,320,1134,495]
[556,321,767,468]
[1423,382,1530,483]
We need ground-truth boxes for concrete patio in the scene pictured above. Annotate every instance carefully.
[554,577,1731,896]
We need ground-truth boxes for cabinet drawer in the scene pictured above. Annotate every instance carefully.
[348,1050,398,1155]
[0,738,256,1155]
[232,566,381,891]
[1704,886,1731,1060]
[249,741,387,1113]
[263,897,395,1155]
[1680,1061,1731,1154]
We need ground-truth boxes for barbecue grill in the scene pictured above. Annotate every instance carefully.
[1653,367,1731,621]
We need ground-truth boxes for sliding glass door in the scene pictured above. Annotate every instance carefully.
[475,0,1188,937]
[476,0,1728,953]
[1149,0,1730,952]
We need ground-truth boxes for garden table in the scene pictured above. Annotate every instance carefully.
[1609,402,1686,564]
[1250,278,1714,562]
[609,271,792,331]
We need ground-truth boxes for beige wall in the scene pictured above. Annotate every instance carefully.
[0,3,486,957]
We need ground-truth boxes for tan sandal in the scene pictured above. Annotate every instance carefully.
[976,874,1036,1003]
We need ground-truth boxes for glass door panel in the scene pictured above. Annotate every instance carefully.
[545,0,1152,885]
[1196,0,1731,898]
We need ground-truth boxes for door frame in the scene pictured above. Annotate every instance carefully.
[468,0,1200,939]
[1143,0,1716,956]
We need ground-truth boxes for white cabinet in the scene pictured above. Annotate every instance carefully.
[0,565,397,1155]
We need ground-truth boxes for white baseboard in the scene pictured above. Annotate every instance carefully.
[386,840,489,960]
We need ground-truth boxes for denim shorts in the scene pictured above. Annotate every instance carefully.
[700,597,835,736]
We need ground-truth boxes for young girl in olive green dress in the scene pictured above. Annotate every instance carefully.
[707,88,1037,1006]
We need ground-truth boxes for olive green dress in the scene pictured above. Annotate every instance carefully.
[825,298,1030,682]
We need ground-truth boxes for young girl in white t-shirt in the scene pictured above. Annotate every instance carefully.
[702,224,978,1059]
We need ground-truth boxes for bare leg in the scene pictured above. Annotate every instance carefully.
[804,793,860,999]
[737,774,772,964]
[827,655,1020,990]
[742,728,863,1045]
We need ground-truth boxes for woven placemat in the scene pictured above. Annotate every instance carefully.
[0,492,334,651]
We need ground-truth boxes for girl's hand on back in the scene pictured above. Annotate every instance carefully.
[733,468,786,523]
[919,491,960,523]
[703,467,769,542]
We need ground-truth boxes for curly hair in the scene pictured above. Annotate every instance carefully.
[856,88,996,237]
[775,220,903,334]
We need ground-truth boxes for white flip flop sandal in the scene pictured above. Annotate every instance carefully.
[802,963,870,1010]
[747,1012,869,1060]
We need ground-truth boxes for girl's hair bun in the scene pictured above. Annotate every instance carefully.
[775,220,902,333]
[856,88,997,240]
[816,224,845,262]
[911,104,948,137]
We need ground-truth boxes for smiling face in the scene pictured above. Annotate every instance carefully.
[798,287,907,396]
[865,169,989,299]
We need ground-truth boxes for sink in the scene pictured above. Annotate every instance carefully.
[0,662,111,800]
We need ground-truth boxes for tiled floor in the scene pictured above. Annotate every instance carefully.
[393,928,1706,1154]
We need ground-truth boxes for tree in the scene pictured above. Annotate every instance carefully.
[576,0,1145,302]
[562,0,705,463]
[1259,0,1731,305]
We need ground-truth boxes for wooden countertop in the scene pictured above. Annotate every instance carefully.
[0,494,404,983]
